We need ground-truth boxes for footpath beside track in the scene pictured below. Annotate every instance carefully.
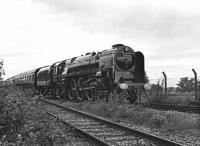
[40,98,183,146]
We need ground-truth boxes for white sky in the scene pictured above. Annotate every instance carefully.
[1,0,200,85]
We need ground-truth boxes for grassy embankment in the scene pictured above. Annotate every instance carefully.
[62,92,200,135]
[0,87,76,145]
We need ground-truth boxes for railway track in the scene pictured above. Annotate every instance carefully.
[40,98,183,146]
[143,103,200,113]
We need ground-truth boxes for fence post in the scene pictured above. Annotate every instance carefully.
[162,72,167,97]
[192,69,197,101]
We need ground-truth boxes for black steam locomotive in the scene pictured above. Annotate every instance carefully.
[3,44,145,103]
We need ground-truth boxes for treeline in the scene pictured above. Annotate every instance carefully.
[150,77,200,92]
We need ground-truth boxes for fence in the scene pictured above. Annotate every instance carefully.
[143,69,200,105]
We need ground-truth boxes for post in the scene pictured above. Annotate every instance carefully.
[192,69,197,101]
[162,72,167,97]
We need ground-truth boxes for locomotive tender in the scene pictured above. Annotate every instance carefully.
[3,44,145,103]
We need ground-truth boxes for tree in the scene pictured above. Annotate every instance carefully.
[176,77,200,92]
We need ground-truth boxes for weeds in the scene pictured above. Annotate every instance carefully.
[0,87,69,145]
[64,94,200,135]
[162,112,199,132]
[144,90,199,105]
[149,114,165,129]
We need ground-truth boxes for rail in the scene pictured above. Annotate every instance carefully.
[145,103,200,113]
[40,98,183,146]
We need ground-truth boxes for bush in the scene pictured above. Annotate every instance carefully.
[0,87,68,145]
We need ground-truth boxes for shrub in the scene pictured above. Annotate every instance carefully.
[0,87,68,145]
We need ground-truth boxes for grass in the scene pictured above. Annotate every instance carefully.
[1,87,198,144]
[62,94,200,134]
[142,90,200,105]
[161,112,199,132]
[0,87,76,145]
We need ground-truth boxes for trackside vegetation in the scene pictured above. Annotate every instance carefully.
[0,87,81,145]
[61,93,200,144]
[0,87,199,145]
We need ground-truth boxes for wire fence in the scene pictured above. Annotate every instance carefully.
[143,69,200,105]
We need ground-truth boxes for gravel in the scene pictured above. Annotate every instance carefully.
[43,103,158,146]
[116,120,200,146]
[43,99,200,146]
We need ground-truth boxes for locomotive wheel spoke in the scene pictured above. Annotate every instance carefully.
[68,78,76,100]
[95,82,109,102]
[84,76,95,101]
[95,88,102,101]
[85,88,95,101]
[76,78,84,101]
[95,93,100,101]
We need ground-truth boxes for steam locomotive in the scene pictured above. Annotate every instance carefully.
[3,44,145,103]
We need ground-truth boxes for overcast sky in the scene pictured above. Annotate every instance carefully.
[1,0,200,85]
